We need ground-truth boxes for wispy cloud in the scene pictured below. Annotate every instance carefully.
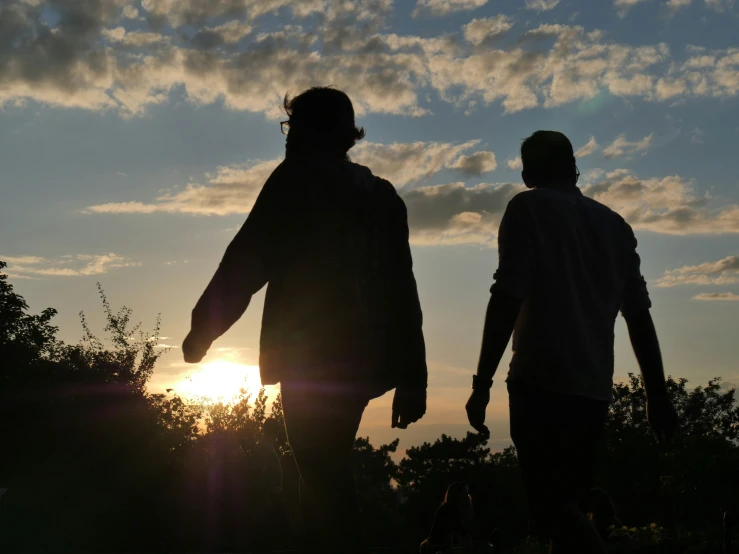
[413,0,488,18]
[463,16,514,45]
[353,140,495,186]
[87,159,281,215]
[575,136,599,158]
[1,254,140,278]
[693,292,739,301]
[525,0,560,10]
[602,134,654,159]
[665,0,693,12]
[615,0,650,17]
[657,255,739,287]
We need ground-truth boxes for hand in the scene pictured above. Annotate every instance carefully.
[392,384,426,429]
[182,331,209,364]
[647,394,678,446]
[466,387,491,438]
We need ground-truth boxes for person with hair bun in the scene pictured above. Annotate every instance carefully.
[183,86,428,554]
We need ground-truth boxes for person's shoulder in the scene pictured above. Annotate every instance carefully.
[349,160,398,192]
[347,160,405,211]
[580,194,632,229]
[504,188,537,213]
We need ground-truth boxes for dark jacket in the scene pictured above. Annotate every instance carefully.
[189,154,427,395]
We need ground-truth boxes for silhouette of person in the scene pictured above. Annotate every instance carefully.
[182,86,427,553]
[464,130,678,553]
[420,482,475,553]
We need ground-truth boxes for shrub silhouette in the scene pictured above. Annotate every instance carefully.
[1,261,738,553]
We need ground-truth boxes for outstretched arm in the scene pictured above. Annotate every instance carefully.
[183,170,284,363]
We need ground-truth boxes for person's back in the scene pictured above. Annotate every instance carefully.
[257,154,421,392]
[182,86,427,554]
[505,186,642,400]
[465,130,678,554]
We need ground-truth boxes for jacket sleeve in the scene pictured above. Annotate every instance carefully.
[188,167,285,348]
[391,193,428,389]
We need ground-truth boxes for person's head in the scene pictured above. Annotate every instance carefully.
[520,130,579,189]
[262,417,280,443]
[282,86,365,160]
[444,482,473,519]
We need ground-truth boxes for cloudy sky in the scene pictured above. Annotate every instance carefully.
[2,0,738,452]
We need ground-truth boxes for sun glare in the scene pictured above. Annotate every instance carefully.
[175,361,265,404]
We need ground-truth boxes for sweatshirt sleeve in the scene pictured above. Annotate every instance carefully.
[188,165,286,348]
[391,192,428,389]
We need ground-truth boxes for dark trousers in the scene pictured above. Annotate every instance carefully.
[508,381,609,553]
[281,380,374,554]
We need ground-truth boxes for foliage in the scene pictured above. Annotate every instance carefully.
[1,264,738,553]
[601,373,739,534]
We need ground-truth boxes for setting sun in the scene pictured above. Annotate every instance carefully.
[175,361,266,404]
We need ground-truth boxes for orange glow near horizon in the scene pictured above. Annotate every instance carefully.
[174,361,268,404]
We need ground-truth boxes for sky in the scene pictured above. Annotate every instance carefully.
[1,0,739,454]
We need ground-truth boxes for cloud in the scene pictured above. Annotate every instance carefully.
[463,16,514,45]
[352,140,493,186]
[656,255,739,287]
[88,140,501,216]
[413,0,488,17]
[448,151,497,175]
[575,136,599,158]
[102,26,170,46]
[602,133,654,159]
[87,158,281,215]
[190,20,253,49]
[689,127,705,144]
[705,0,735,12]
[0,0,425,117]
[2,3,738,119]
[87,150,739,244]
[1,253,140,278]
[693,292,739,301]
[525,0,560,10]
[506,157,523,170]
[665,0,693,11]
[614,0,650,16]
[403,182,524,245]
[582,170,739,235]
[121,4,140,19]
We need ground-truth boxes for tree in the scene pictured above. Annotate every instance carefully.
[601,374,739,551]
